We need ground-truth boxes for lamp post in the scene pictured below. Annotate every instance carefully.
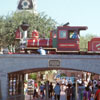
[75,77,78,100]
[45,81,49,100]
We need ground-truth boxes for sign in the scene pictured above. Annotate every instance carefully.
[48,59,60,67]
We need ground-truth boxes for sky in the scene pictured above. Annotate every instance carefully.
[0,0,100,36]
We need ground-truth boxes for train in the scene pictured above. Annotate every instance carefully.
[15,24,100,54]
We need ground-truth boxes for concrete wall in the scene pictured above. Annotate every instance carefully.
[0,54,100,74]
[0,54,100,100]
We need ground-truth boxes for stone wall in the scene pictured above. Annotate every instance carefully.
[0,54,100,100]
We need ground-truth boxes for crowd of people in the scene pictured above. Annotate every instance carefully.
[24,79,100,100]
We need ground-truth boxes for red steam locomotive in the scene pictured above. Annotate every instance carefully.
[15,24,100,54]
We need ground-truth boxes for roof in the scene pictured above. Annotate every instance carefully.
[58,25,88,30]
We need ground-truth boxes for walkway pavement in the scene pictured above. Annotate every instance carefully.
[25,91,66,100]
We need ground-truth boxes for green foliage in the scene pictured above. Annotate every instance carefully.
[0,11,57,49]
[24,80,28,83]
[80,34,97,51]
[29,73,37,80]
[60,73,67,77]
[12,11,56,38]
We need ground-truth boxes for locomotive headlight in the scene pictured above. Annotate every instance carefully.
[21,0,30,9]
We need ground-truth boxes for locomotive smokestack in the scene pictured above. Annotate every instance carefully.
[63,22,70,26]
[21,22,29,39]
[20,22,29,47]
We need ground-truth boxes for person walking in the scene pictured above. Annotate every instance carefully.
[33,87,38,99]
[78,83,85,100]
[39,83,45,99]
[54,83,61,100]
[72,83,76,100]
[49,82,53,99]
[65,83,72,100]
[95,81,100,100]
[83,85,91,100]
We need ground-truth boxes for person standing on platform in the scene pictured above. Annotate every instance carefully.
[37,47,46,55]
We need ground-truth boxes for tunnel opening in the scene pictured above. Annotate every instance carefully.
[7,68,100,100]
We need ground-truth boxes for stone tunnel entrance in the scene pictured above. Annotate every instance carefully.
[7,68,100,100]
[0,54,100,100]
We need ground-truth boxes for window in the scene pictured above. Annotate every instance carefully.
[53,30,57,38]
[69,31,78,39]
[53,33,57,38]
[59,30,66,38]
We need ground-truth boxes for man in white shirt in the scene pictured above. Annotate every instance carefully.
[37,47,46,55]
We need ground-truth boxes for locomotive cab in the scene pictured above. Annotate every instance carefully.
[56,25,87,53]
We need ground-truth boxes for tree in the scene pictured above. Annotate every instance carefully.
[80,34,97,51]
[0,11,57,50]
[29,73,37,80]
[60,73,67,77]
[0,15,16,49]
[12,11,56,38]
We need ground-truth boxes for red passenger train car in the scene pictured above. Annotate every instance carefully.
[88,38,100,53]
